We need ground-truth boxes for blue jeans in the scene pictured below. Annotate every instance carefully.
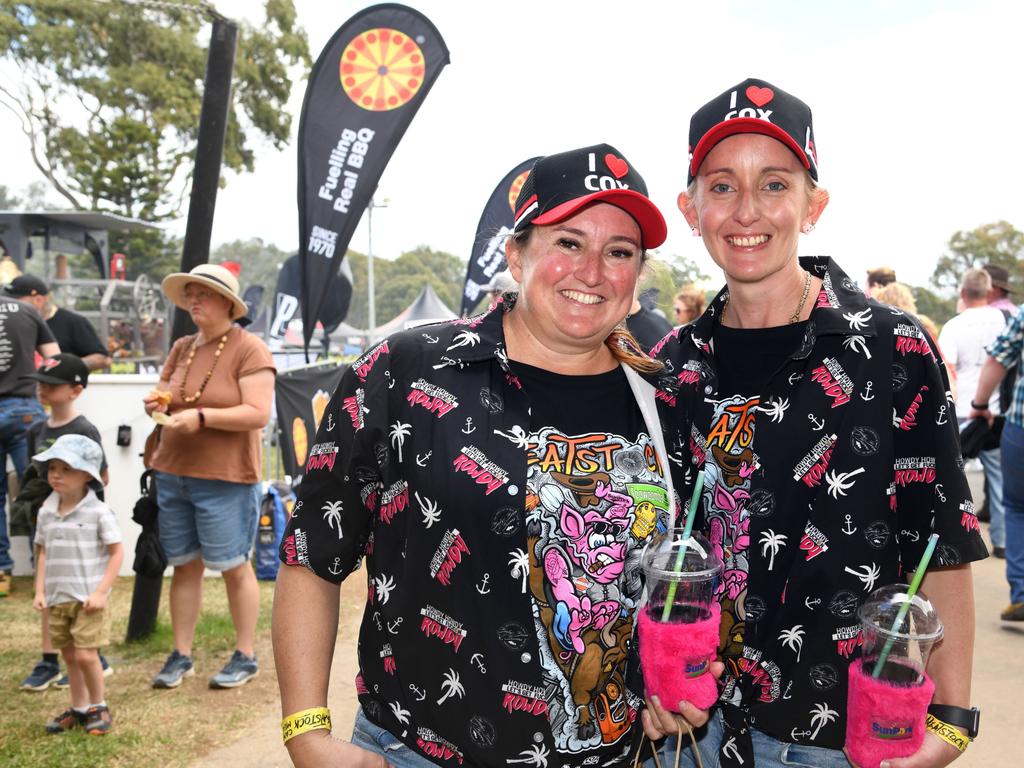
[979,446,1005,548]
[645,709,851,768]
[350,707,439,767]
[1000,422,1024,604]
[154,472,261,571]
[0,396,45,571]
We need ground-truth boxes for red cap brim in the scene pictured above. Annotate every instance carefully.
[530,189,667,250]
[690,118,810,180]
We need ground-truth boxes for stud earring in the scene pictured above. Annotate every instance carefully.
[691,227,701,237]
[801,222,815,234]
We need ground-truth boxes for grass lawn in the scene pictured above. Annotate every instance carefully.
[1,575,280,768]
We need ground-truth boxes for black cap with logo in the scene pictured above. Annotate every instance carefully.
[23,354,90,387]
[688,78,818,184]
[512,143,667,250]
[4,273,49,298]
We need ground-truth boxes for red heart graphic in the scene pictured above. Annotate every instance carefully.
[604,154,629,179]
[746,86,774,108]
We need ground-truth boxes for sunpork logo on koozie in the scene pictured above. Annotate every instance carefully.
[407,378,459,418]
[684,657,710,678]
[872,720,913,740]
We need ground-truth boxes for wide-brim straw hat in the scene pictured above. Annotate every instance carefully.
[162,264,248,320]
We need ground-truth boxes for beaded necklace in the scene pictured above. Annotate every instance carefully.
[179,331,230,404]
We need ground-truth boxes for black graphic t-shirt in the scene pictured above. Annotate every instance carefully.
[648,257,987,763]
[280,298,668,768]
[705,323,808,681]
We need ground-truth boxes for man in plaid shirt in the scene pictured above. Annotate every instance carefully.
[970,303,1024,621]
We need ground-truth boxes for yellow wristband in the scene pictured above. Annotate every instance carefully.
[926,713,969,753]
[281,707,332,744]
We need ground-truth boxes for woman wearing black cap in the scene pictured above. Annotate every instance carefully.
[643,80,986,768]
[273,144,684,767]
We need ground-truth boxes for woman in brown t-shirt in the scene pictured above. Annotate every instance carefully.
[143,264,275,690]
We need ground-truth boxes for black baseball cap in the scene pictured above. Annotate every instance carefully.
[23,354,89,387]
[688,78,818,184]
[512,143,667,249]
[4,273,49,297]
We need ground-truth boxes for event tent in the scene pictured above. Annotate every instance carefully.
[371,283,456,339]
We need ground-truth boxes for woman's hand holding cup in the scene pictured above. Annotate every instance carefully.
[640,659,724,739]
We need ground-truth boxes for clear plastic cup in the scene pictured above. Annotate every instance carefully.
[641,529,722,623]
[858,585,943,684]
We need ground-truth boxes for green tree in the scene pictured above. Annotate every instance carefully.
[931,221,1024,293]
[344,246,465,330]
[0,0,310,220]
[211,237,290,315]
[910,285,956,327]
[642,253,710,317]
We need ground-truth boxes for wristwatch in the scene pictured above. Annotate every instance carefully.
[927,704,980,739]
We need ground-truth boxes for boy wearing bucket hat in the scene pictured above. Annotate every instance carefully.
[32,434,123,736]
[18,354,114,692]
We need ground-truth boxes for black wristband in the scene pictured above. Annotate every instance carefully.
[970,400,989,410]
[927,704,980,739]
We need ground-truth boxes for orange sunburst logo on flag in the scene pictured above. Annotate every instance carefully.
[507,170,530,214]
[339,28,425,111]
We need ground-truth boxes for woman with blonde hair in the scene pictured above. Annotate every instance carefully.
[673,285,706,325]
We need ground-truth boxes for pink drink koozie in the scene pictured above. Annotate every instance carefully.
[845,658,935,768]
[638,602,721,711]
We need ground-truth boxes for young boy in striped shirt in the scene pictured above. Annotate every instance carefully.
[32,434,123,735]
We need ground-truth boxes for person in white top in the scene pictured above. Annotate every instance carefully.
[938,267,1009,556]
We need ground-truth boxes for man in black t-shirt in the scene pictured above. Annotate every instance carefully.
[0,279,59,594]
[5,275,111,372]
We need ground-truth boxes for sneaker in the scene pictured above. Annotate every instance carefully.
[45,708,86,734]
[0,570,10,598]
[84,705,112,735]
[55,654,113,689]
[21,659,62,691]
[152,650,194,689]
[209,650,258,689]
[1001,602,1024,621]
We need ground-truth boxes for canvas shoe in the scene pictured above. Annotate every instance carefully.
[45,708,86,734]
[209,650,258,689]
[84,705,113,735]
[55,654,113,689]
[152,650,194,688]
[21,659,62,691]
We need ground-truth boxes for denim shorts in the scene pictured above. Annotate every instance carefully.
[154,471,261,571]
[646,708,851,768]
[350,707,439,768]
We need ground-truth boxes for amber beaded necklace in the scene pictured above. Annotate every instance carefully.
[179,331,229,404]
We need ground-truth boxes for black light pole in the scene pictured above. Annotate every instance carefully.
[127,11,238,642]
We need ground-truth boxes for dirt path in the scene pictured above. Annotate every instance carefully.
[191,471,1019,767]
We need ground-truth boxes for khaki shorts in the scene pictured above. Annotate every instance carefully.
[48,601,111,649]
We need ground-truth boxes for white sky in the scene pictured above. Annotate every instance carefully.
[4,0,1023,291]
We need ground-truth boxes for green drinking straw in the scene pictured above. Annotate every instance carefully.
[660,470,706,622]
[870,532,939,679]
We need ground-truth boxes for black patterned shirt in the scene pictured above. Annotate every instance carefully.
[279,296,670,767]
[647,257,987,764]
